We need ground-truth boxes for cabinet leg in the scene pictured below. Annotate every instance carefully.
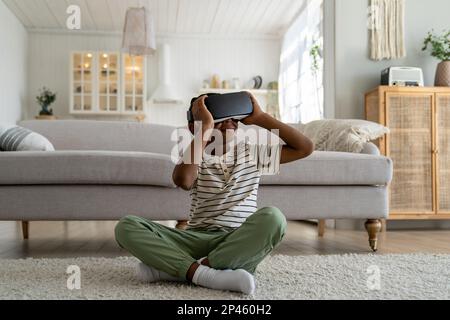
[22,221,29,240]
[318,219,326,237]
[365,219,382,252]
[175,220,188,230]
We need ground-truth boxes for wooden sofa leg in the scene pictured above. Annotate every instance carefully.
[318,219,326,237]
[22,221,29,240]
[365,219,382,252]
[175,220,188,230]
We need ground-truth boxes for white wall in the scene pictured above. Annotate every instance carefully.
[27,32,281,126]
[0,0,28,125]
[334,0,450,120]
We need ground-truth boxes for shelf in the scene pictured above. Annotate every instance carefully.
[70,111,123,116]
[198,88,277,95]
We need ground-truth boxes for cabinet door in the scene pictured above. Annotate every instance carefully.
[122,54,146,113]
[386,93,435,214]
[98,52,120,113]
[437,93,450,213]
[72,52,94,112]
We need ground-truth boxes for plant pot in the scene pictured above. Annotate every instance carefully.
[435,60,450,87]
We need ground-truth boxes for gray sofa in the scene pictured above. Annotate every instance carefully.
[0,120,393,251]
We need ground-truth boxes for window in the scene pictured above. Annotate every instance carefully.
[279,0,324,124]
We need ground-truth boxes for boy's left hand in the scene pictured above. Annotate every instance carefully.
[241,92,266,126]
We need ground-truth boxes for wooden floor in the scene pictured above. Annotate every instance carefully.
[0,220,449,259]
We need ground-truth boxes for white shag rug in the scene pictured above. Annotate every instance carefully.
[0,254,449,300]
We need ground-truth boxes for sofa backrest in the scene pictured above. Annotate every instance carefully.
[19,120,180,155]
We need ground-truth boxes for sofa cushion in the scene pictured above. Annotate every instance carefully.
[0,151,176,187]
[0,124,55,151]
[260,151,392,186]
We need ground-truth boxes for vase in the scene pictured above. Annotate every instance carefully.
[435,60,450,87]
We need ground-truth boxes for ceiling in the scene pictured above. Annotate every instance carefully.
[3,0,305,37]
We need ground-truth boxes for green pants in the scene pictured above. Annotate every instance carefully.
[115,207,287,279]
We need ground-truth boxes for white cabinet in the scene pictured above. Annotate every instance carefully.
[70,51,146,115]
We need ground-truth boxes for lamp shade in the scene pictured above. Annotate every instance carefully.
[122,7,156,56]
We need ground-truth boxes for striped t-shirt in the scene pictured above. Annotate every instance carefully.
[187,142,281,231]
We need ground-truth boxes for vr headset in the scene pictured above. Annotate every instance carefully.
[187,91,253,123]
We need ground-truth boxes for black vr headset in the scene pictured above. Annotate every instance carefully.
[187,91,254,123]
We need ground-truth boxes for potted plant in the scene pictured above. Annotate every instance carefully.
[422,29,450,86]
[36,87,56,116]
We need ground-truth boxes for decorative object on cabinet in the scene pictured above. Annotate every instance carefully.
[422,29,450,87]
[251,76,263,89]
[222,80,230,89]
[122,7,156,56]
[70,51,146,115]
[211,75,221,89]
[365,85,450,224]
[36,87,56,116]
[232,77,241,89]
[202,79,210,89]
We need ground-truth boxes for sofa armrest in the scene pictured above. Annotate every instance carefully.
[360,142,380,156]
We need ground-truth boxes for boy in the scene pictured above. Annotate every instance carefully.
[115,93,313,294]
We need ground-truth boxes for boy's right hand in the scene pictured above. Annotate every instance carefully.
[192,95,214,129]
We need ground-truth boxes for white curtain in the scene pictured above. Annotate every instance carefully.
[279,0,324,124]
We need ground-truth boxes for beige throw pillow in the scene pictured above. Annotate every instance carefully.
[294,119,389,153]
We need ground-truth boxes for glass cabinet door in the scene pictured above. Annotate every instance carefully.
[98,52,119,112]
[72,52,94,112]
[123,54,146,113]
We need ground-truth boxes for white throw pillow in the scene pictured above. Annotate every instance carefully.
[0,124,55,151]
[294,119,389,153]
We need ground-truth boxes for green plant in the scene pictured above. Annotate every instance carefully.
[310,43,322,72]
[36,87,56,115]
[422,29,450,61]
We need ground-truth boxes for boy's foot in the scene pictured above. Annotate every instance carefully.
[192,265,255,295]
[136,262,184,283]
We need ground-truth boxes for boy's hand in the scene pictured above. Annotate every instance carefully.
[192,95,214,129]
[241,92,266,126]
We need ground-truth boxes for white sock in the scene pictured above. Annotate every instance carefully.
[192,265,255,295]
[135,262,185,283]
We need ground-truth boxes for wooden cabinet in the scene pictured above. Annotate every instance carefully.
[365,86,450,220]
[70,51,146,115]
